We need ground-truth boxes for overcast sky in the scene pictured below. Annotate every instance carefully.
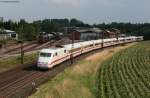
[0,0,150,24]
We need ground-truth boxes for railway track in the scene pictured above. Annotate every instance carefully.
[3,41,37,54]
[0,38,70,97]
[0,41,135,98]
[0,39,64,60]
[0,59,73,98]
[0,72,43,97]
[9,39,65,54]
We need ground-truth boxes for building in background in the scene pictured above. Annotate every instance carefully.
[103,30,117,38]
[102,28,121,39]
[70,27,103,41]
[66,27,122,41]
[0,29,18,40]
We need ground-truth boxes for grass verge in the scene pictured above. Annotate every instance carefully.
[0,52,38,73]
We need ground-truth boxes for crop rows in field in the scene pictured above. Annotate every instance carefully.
[97,41,150,98]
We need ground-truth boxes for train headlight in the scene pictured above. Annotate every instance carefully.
[38,62,48,66]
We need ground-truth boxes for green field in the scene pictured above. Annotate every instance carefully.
[97,41,150,98]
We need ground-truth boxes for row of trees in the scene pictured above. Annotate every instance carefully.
[0,18,150,41]
[0,18,89,41]
[94,22,150,40]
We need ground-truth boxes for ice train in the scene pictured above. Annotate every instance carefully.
[37,36,143,69]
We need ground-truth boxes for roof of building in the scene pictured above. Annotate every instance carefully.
[75,29,91,33]
[73,27,103,33]
[92,28,103,33]
[104,30,117,35]
[0,29,15,34]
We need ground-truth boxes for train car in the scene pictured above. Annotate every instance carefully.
[37,48,68,68]
[38,32,54,44]
[38,32,49,44]
[136,36,143,41]
[37,36,143,69]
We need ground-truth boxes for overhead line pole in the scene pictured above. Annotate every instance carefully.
[19,26,24,64]
[71,29,74,64]
[101,30,104,48]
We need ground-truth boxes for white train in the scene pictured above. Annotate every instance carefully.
[37,36,143,69]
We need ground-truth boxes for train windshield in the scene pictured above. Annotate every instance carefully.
[40,52,51,57]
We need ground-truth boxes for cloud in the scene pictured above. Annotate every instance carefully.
[1,0,150,23]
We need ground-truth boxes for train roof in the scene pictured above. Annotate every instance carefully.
[39,36,142,53]
[40,48,65,53]
[63,43,81,50]
[63,38,117,50]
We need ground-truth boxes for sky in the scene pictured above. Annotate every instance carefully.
[0,0,150,24]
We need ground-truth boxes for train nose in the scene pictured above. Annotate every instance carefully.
[37,62,49,69]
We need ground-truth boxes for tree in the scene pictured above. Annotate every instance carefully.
[0,27,7,48]
[70,18,84,27]
[23,24,36,41]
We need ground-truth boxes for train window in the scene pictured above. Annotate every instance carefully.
[69,48,81,53]
[40,53,51,57]
[55,52,58,56]
[95,43,100,45]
